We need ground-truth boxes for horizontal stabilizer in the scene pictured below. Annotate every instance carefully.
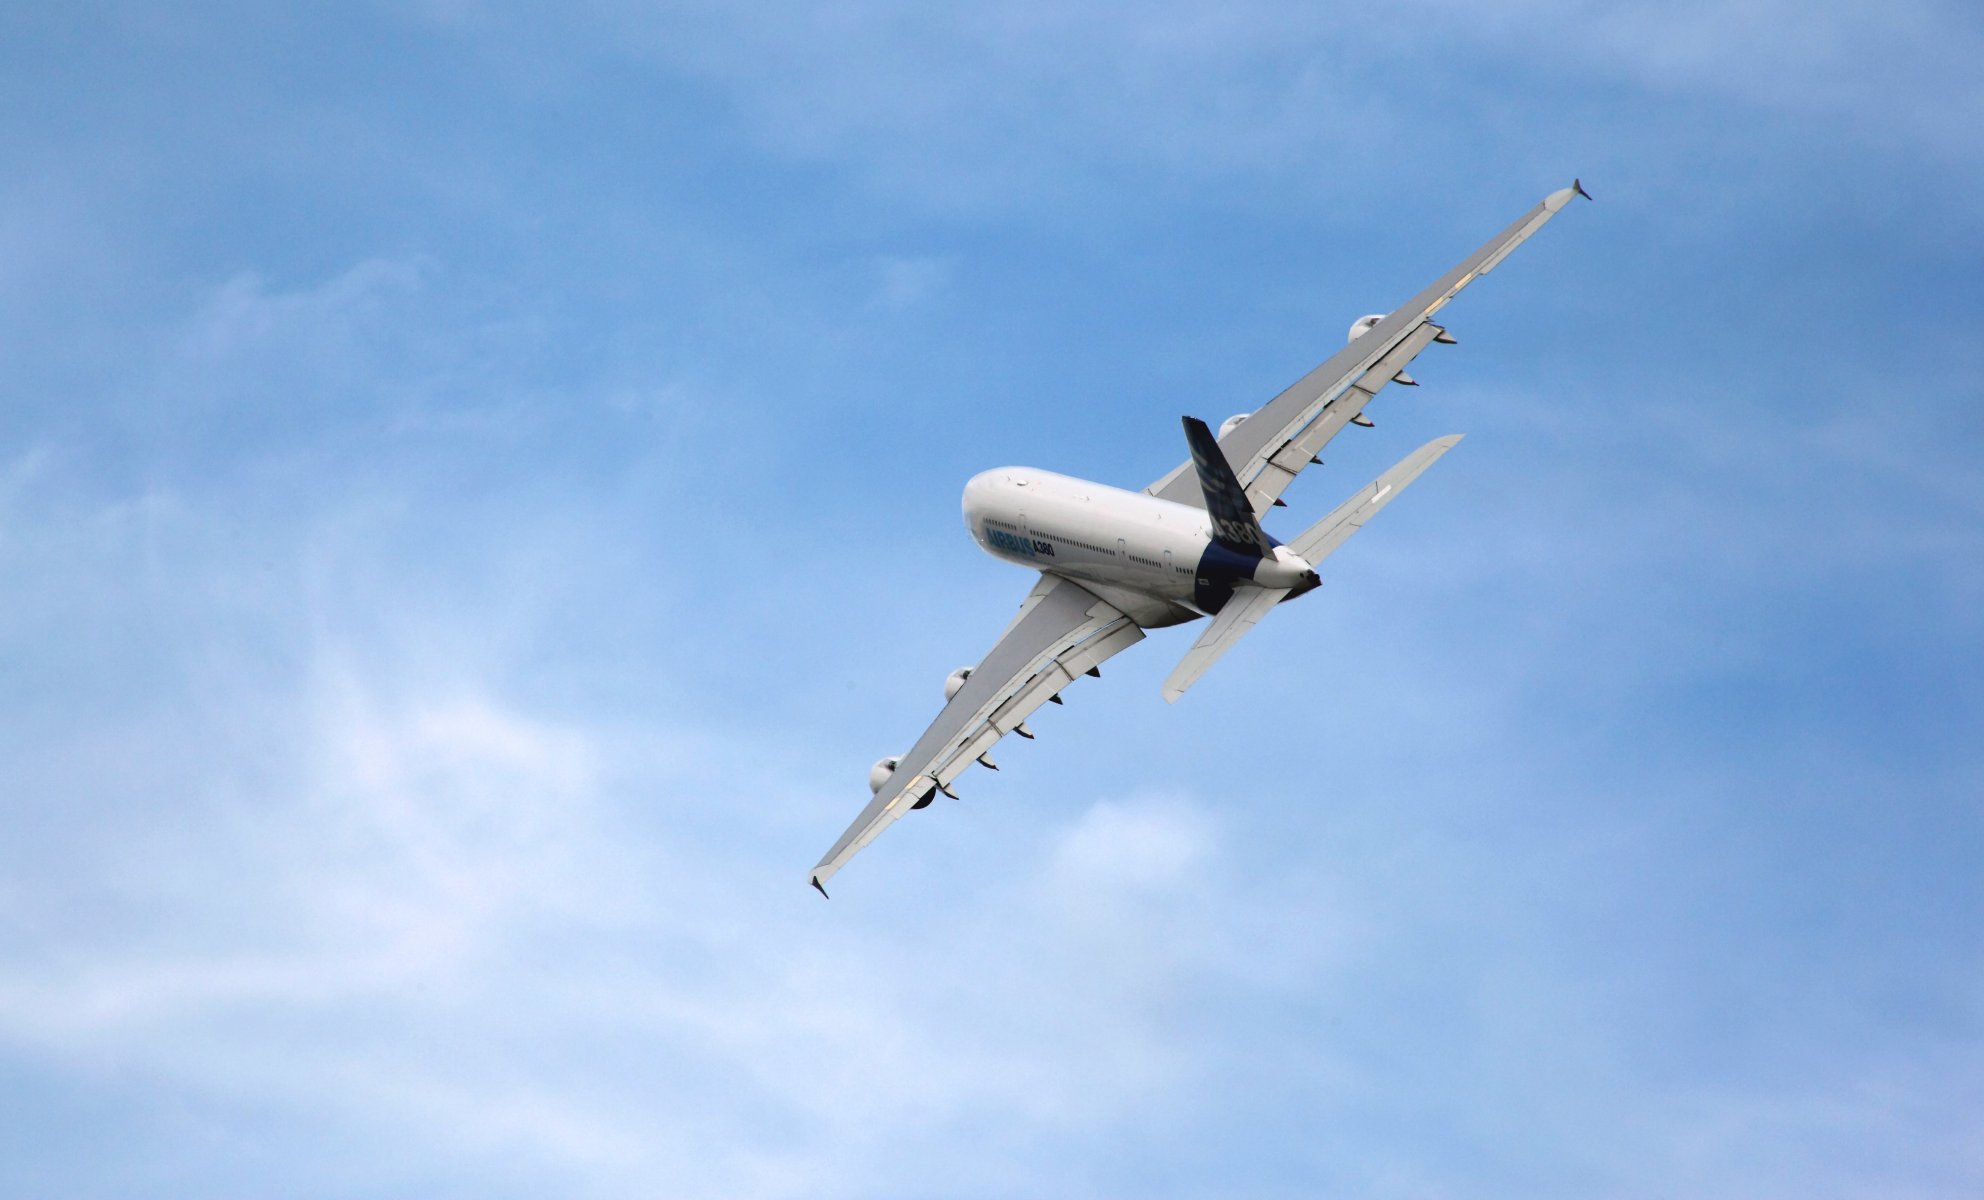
[1290,435,1463,567]
[1162,582,1290,703]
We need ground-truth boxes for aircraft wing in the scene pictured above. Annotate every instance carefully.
[809,572,1145,893]
[1147,182,1587,515]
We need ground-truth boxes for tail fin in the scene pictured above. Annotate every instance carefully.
[1181,416,1274,559]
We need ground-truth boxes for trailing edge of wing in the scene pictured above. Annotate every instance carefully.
[1146,183,1581,514]
[808,574,1145,892]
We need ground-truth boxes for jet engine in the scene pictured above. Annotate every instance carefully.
[944,667,973,700]
[1218,413,1249,438]
[1347,313,1386,343]
[868,755,901,794]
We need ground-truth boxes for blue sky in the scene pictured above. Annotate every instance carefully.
[3,2,1981,1196]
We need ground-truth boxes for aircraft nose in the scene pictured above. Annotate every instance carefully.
[962,470,996,508]
[963,469,1009,523]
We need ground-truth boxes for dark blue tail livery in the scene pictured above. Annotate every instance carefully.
[1182,416,1273,560]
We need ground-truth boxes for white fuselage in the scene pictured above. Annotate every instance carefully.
[962,468,1315,629]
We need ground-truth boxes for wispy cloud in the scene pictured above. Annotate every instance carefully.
[3,3,1982,1197]
[0,630,1314,1193]
[448,0,1984,218]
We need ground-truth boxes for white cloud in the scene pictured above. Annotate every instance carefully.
[1044,794,1210,892]
[1419,0,1984,161]
[184,259,428,361]
[2,9,1980,1194]
[0,588,1294,1193]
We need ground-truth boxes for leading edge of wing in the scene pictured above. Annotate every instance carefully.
[808,573,1144,893]
[1146,182,1586,510]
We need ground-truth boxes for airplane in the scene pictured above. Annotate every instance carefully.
[810,181,1589,895]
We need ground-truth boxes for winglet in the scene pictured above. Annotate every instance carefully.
[811,875,829,899]
[1543,179,1593,213]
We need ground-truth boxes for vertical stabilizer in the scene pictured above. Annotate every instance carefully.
[1181,416,1274,558]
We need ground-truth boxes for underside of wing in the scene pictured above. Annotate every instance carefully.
[1147,182,1587,515]
[809,573,1145,893]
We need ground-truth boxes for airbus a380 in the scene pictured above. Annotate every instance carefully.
[811,182,1589,895]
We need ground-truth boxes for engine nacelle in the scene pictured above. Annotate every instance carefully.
[1218,413,1249,438]
[1347,313,1386,343]
[944,667,973,700]
[868,755,901,794]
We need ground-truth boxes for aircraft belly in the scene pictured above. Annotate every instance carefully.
[1057,575,1200,629]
